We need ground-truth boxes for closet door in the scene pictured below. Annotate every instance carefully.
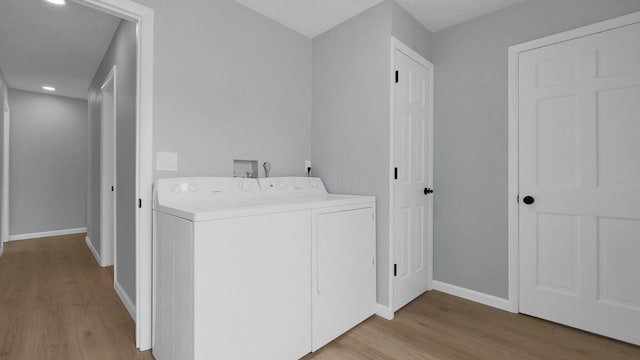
[392,43,434,311]
[518,21,640,345]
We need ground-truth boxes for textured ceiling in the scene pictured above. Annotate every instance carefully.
[234,0,525,37]
[0,0,122,99]
[396,0,526,32]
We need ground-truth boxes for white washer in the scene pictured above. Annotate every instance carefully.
[258,177,377,351]
[153,177,312,360]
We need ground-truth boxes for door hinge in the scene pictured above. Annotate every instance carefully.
[111,186,114,192]
[138,198,142,209]
[394,264,397,277]
[517,194,520,203]
[395,70,399,83]
[394,167,398,180]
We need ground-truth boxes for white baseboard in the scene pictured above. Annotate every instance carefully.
[85,235,104,266]
[115,280,136,321]
[9,227,87,242]
[375,303,395,320]
[432,280,511,312]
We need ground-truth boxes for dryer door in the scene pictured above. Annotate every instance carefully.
[312,204,376,351]
[316,207,374,293]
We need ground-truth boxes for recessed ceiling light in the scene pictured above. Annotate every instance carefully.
[42,86,56,91]
[45,0,66,5]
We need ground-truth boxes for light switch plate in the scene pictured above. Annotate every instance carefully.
[157,152,178,171]
[305,160,311,171]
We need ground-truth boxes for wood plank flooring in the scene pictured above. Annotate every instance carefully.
[0,234,152,360]
[1,234,638,359]
[306,292,640,360]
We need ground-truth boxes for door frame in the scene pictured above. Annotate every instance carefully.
[507,11,640,313]
[388,36,434,315]
[1,104,9,252]
[100,66,117,270]
[71,0,153,350]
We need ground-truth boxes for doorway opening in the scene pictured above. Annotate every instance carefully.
[0,0,153,351]
[74,0,154,350]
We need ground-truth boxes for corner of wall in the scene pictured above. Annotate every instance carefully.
[85,235,103,266]
[390,0,433,61]
[115,280,136,320]
[310,0,395,308]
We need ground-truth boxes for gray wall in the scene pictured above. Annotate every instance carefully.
[88,19,138,300]
[391,1,432,61]
[312,0,432,306]
[91,0,313,304]
[8,89,88,235]
[312,0,392,306]
[432,0,640,298]
[133,0,312,179]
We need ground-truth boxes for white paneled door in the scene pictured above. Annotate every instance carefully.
[392,42,433,311]
[518,22,640,345]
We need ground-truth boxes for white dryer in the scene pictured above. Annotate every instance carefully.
[258,177,377,351]
[153,177,312,360]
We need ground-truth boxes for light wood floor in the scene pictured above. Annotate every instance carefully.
[1,235,639,360]
[306,292,640,360]
[0,234,152,360]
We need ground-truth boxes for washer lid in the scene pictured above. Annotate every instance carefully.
[154,198,312,221]
[309,193,375,208]
[153,177,375,221]
[154,177,312,221]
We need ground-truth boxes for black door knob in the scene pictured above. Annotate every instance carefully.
[424,188,434,195]
[523,195,535,205]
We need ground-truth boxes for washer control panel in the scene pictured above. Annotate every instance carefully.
[156,177,328,208]
[156,177,261,205]
[258,177,327,196]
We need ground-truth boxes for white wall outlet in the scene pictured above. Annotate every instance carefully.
[157,152,178,171]
[305,160,311,171]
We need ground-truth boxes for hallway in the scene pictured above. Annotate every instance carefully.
[0,234,152,359]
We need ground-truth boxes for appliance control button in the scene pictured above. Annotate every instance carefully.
[277,179,288,189]
[172,183,189,192]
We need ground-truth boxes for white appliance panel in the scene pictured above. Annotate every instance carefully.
[317,207,375,293]
[311,203,376,351]
[194,211,311,360]
[154,212,194,360]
